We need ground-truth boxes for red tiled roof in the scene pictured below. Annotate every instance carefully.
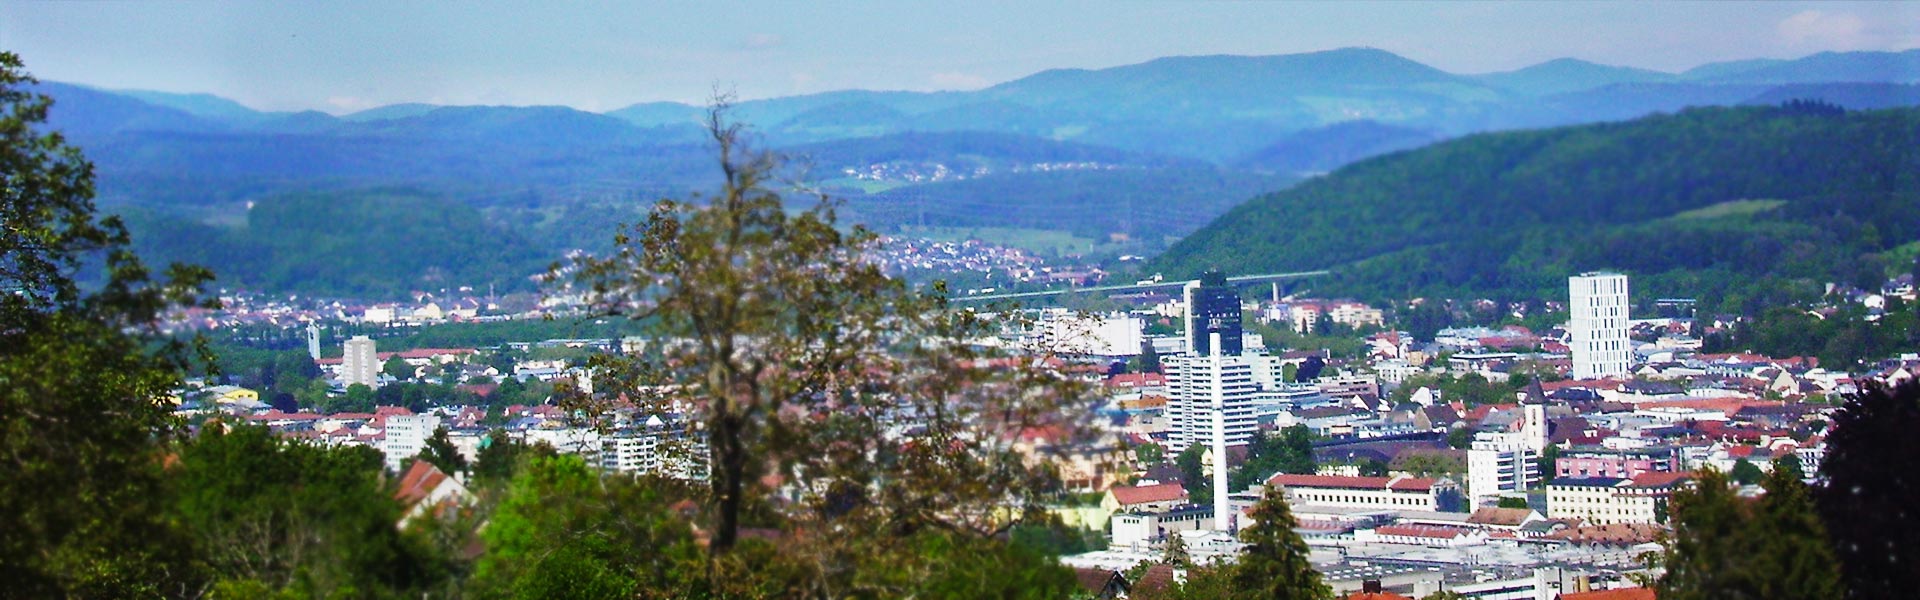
[1344,593,1415,600]
[1108,483,1187,506]
[393,460,449,507]
[1627,471,1692,489]
[1468,507,1534,526]
[1375,524,1467,539]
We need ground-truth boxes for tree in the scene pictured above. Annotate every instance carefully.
[384,355,413,381]
[1135,442,1166,467]
[551,103,1090,587]
[1731,457,1764,486]
[1817,380,1920,599]
[167,425,446,596]
[1748,458,1843,599]
[0,51,214,597]
[1177,445,1211,507]
[1446,426,1474,449]
[1496,496,1530,510]
[1538,444,1562,485]
[1231,489,1332,599]
[416,426,468,476]
[1660,468,1753,600]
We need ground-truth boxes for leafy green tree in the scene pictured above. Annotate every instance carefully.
[1135,442,1166,467]
[1496,496,1531,510]
[1538,444,1562,485]
[1177,445,1211,507]
[1749,458,1844,599]
[550,104,1091,589]
[1817,381,1920,599]
[469,454,702,598]
[169,425,446,596]
[1229,425,1317,492]
[0,51,215,597]
[1231,489,1332,599]
[1731,458,1764,486]
[1660,468,1753,600]
[416,426,467,476]
[383,355,413,381]
[1446,426,1474,449]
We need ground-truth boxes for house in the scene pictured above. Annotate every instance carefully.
[1070,568,1129,600]
[1101,482,1188,514]
[1559,587,1656,600]
[393,460,472,527]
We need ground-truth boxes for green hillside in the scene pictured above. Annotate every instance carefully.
[1151,104,1920,311]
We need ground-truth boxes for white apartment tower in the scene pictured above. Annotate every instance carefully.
[382,413,442,472]
[1569,272,1631,380]
[343,335,381,389]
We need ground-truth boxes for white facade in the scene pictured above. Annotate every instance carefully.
[1569,273,1631,380]
[1467,403,1546,509]
[1266,474,1458,512]
[343,335,380,389]
[1164,352,1259,453]
[382,414,442,472]
[1038,311,1145,357]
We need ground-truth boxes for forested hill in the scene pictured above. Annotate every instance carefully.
[1150,104,1920,311]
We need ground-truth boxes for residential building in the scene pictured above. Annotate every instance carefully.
[1555,446,1677,480]
[1546,472,1691,526]
[1265,473,1465,512]
[382,413,442,472]
[1467,389,1547,508]
[343,335,380,389]
[1570,273,1631,380]
[1101,483,1189,514]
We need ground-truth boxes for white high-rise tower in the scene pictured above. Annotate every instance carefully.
[1569,272,1630,380]
[343,335,380,389]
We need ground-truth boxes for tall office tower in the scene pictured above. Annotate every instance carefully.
[1184,270,1242,357]
[1165,348,1260,453]
[1569,272,1631,380]
[382,413,441,472]
[343,335,381,389]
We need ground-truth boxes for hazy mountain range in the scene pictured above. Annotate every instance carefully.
[30,47,1920,297]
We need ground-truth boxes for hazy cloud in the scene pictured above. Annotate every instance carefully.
[1778,10,1872,49]
[325,96,378,112]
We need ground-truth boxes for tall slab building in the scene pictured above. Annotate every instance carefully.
[343,335,381,389]
[1165,270,1259,533]
[1569,272,1631,380]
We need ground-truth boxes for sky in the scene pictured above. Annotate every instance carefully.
[3,1,1915,114]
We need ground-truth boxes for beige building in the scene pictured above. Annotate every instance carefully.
[1547,471,1692,526]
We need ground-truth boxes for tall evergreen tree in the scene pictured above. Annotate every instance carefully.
[1817,380,1920,599]
[1659,468,1758,600]
[1750,457,1844,599]
[1231,489,1331,600]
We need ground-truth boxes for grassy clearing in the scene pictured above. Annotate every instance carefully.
[1667,199,1786,221]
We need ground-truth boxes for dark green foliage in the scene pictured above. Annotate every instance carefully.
[1447,426,1474,450]
[1497,496,1531,510]
[1712,303,1920,370]
[168,425,447,596]
[844,167,1292,242]
[1177,445,1211,507]
[1731,458,1764,486]
[1154,106,1920,305]
[0,51,214,598]
[1392,373,1513,407]
[1229,425,1318,492]
[469,455,702,598]
[417,427,467,476]
[1660,466,1846,600]
[1231,489,1333,600]
[1817,381,1920,599]
[1539,445,1561,485]
[126,189,551,298]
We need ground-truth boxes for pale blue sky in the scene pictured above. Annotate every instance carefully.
[3,1,1914,113]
